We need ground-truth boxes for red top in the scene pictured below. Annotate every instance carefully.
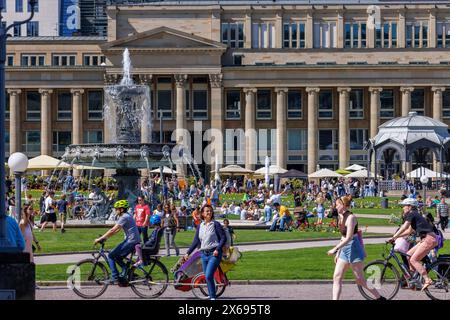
[134,204,151,227]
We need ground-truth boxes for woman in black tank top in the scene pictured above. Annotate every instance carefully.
[327,196,385,300]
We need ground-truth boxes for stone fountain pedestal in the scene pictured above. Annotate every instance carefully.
[114,169,140,205]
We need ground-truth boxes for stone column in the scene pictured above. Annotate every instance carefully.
[400,87,414,117]
[337,11,344,48]
[275,88,288,169]
[243,88,257,170]
[174,74,188,177]
[7,89,21,155]
[275,12,283,48]
[209,74,224,170]
[338,87,351,169]
[369,87,383,173]
[245,13,252,48]
[429,10,437,48]
[306,87,319,174]
[39,89,53,157]
[71,89,84,177]
[398,10,406,48]
[139,74,153,144]
[432,87,446,173]
[306,10,314,48]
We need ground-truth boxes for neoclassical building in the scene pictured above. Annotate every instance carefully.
[5,1,450,177]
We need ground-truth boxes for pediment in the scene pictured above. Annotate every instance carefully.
[101,26,227,51]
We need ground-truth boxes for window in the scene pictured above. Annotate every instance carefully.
[192,90,207,119]
[344,22,366,48]
[252,23,275,48]
[26,91,40,121]
[5,92,9,120]
[318,90,333,119]
[57,92,72,120]
[287,129,307,151]
[256,90,272,119]
[185,90,190,118]
[232,54,242,66]
[24,131,40,152]
[157,91,172,119]
[83,55,106,66]
[287,90,302,119]
[226,90,241,119]
[318,129,338,162]
[313,22,337,48]
[21,54,45,66]
[411,89,425,115]
[376,22,397,48]
[13,23,21,37]
[6,55,14,66]
[283,22,306,48]
[225,129,245,164]
[53,131,72,153]
[26,21,39,36]
[443,90,450,118]
[15,0,23,12]
[53,55,76,66]
[380,89,394,118]
[88,90,103,120]
[349,89,364,119]
[350,129,368,150]
[83,131,103,144]
[257,129,276,161]
[28,0,37,12]
[221,22,244,48]
[437,22,450,48]
[406,21,428,48]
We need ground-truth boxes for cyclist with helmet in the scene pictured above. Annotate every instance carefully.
[94,200,141,283]
[388,197,438,291]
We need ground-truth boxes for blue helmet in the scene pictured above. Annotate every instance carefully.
[150,215,161,225]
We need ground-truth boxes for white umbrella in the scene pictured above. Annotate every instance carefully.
[211,165,254,175]
[26,155,72,171]
[406,166,448,179]
[345,164,366,171]
[346,169,375,178]
[308,168,343,178]
[254,165,288,176]
[150,166,178,175]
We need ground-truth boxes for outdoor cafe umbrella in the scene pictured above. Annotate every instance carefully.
[279,169,308,179]
[308,168,343,178]
[406,166,449,179]
[26,155,72,171]
[345,164,366,171]
[345,169,375,178]
[254,165,288,176]
[150,166,178,175]
[211,164,254,176]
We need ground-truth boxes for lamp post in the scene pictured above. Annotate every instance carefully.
[8,153,28,223]
[420,175,429,203]
[0,0,37,251]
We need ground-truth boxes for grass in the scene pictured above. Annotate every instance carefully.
[34,228,386,255]
[36,241,450,281]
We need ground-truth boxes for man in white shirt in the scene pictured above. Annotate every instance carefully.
[40,191,57,232]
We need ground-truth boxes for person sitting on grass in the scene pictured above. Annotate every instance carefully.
[269,202,292,232]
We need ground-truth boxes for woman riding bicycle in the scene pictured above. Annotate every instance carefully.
[94,200,141,283]
[388,198,438,291]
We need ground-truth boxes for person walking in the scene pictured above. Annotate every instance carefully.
[134,196,151,243]
[40,191,57,232]
[436,196,449,232]
[20,206,41,262]
[161,203,179,256]
[184,205,226,300]
[57,194,69,233]
[327,195,385,300]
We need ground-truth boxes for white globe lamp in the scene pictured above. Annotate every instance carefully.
[8,152,29,173]
[420,175,429,185]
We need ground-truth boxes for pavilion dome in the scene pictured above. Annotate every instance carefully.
[372,111,450,147]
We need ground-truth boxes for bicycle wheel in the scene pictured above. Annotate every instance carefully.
[191,273,226,299]
[424,260,450,300]
[357,260,400,300]
[70,259,109,299]
[130,258,169,299]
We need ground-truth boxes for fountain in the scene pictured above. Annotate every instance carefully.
[63,49,174,217]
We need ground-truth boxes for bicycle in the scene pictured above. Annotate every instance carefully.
[358,242,450,300]
[68,238,169,299]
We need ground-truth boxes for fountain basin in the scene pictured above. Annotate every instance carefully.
[63,143,175,169]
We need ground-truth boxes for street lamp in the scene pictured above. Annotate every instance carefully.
[0,0,37,251]
[8,153,28,223]
[420,175,429,202]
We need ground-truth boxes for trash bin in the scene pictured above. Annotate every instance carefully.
[381,198,388,209]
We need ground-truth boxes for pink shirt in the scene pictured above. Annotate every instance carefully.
[134,204,151,227]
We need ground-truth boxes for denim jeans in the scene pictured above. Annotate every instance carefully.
[137,226,149,243]
[279,216,292,231]
[164,228,179,256]
[264,207,272,222]
[269,217,279,231]
[201,250,222,299]
[108,240,137,279]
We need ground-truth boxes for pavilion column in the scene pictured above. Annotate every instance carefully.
[103,74,119,179]
[338,87,351,169]
[71,89,84,178]
[275,88,288,169]
[138,74,154,179]
[39,89,53,176]
[174,74,188,177]
[306,87,319,174]
[400,86,414,117]
[432,87,446,173]
[243,88,257,170]
[209,74,224,170]
[369,87,383,174]
[7,89,21,155]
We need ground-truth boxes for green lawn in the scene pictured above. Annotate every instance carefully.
[36,241,450,281]
[34,228,385,255]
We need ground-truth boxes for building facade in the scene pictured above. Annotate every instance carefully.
[5,1,450,176]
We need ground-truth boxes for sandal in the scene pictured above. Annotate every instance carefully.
[421,279,434,292]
